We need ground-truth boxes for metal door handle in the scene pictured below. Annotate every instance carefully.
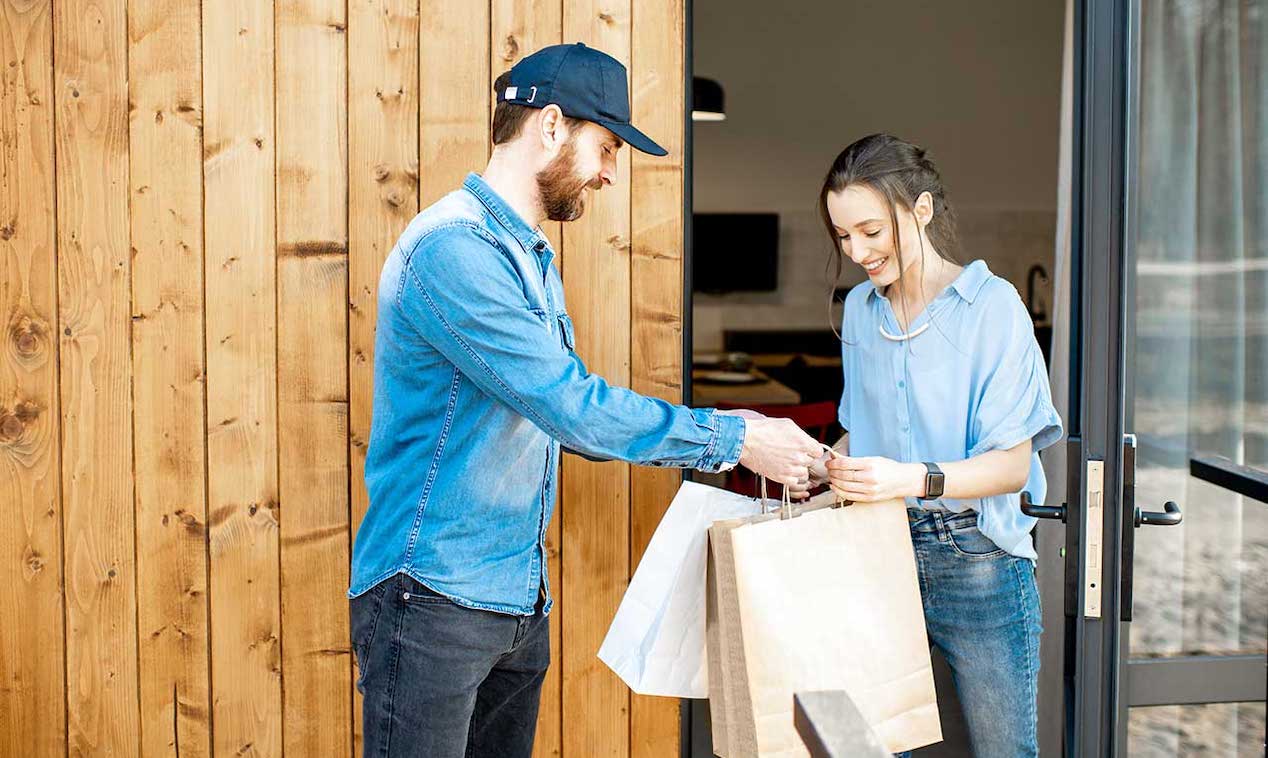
[1021,491,1066,522]
[1135,500,1182,527]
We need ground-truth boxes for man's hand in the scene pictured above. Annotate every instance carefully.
[736,417,823,493]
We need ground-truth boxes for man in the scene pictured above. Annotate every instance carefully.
[348,42,821,758]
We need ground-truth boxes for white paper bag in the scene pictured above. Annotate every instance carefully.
[598,481,768,697]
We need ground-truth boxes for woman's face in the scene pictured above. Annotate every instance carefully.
[826,184,927,288]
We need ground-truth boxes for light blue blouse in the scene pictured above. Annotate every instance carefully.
[838,259,1063,560]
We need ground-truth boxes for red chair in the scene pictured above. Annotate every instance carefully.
[714,400,841,498]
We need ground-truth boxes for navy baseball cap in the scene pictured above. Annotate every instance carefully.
[497,42,668,157]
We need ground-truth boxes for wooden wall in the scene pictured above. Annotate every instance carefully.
[0,1,686,755]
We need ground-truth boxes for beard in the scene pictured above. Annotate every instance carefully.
[537,139,602,222]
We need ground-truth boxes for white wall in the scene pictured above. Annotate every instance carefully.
[692,0,1065,352]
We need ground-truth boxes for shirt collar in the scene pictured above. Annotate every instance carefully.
[950,259,992,303]
[462,172,550,256]
[866,259,992,304]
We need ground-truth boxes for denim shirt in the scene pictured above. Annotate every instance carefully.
[349,173,746,614]
[838,260,1064,560]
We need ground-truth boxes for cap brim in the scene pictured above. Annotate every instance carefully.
[597,120,668,157]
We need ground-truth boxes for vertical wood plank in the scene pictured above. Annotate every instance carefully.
[127,1,212,755]
[489,3,564,755]
[275,0,351,755]
[0,1,66,754]
[491,0,564,255]
[53,0,140,753]
[629,0,685,754]
[419,0,489,206]
[561,3,632,757]
[201,0,282,755]
[348,0,419,751]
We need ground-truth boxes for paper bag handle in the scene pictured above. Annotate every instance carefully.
[755,477,791,517]
[757,444,847,519]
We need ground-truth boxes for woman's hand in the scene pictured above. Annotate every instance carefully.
[826,455,924,503]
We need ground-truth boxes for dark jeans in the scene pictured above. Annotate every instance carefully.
[351,573,550,758]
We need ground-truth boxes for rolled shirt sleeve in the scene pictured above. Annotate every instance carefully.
[968,285,1064,458]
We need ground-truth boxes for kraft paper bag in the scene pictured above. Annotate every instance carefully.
[708,494,942,757]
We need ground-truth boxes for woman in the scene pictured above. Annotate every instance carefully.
[812,134,1062,757]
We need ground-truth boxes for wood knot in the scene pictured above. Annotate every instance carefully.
[373,164,390,182]
[0,223,14,240]
[0,412,24,443]
[23,545,44,576]
[501,35,520,62]
[11,313,48,358]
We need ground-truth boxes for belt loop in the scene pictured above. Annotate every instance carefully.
[933,509,949,542]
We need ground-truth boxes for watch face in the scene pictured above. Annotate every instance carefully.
[928,472,945,497]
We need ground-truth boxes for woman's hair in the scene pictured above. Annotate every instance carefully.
[818,134,960,343]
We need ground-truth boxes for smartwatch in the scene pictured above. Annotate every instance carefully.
[920,462,945,500]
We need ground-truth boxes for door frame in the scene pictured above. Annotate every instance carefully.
[1062,0,1132,752]
[682,0,698,753]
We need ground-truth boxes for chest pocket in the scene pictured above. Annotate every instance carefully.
[558,312,576,352]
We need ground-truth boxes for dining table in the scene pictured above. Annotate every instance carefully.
[690,366,802,407]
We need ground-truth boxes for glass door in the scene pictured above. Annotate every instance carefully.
[1035,1,1267,754]
[1120,0,1266,753]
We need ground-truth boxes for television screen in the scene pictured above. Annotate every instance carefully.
[692,212,778,293]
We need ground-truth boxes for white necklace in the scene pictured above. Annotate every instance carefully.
[878,322,931,342]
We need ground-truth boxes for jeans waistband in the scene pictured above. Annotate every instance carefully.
[907,506,979,535]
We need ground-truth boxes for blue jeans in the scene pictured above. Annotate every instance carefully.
[899,508,1042,757]
[351,573,550,758]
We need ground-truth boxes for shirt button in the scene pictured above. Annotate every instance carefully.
[534,240,546,251]
[898,380,905,388]
[903,425,910,432]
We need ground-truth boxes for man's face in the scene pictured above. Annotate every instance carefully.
[536,121,622,222]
